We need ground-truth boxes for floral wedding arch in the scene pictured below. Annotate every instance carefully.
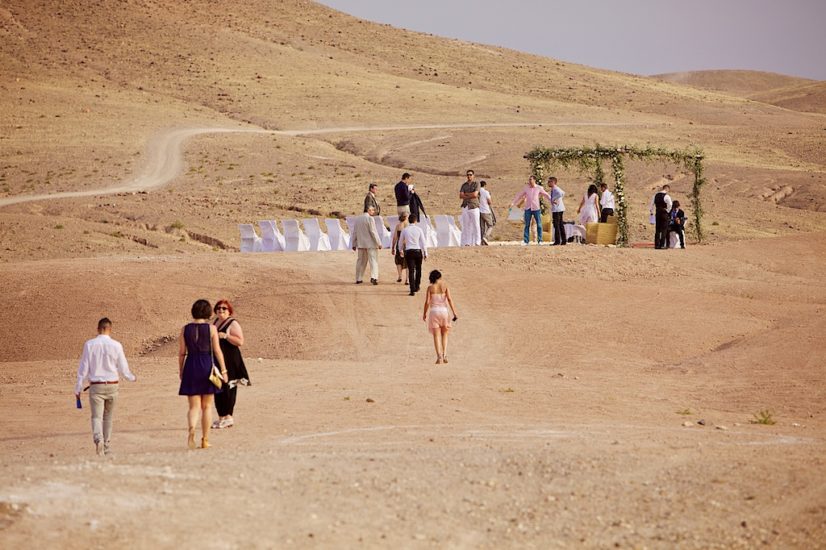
[525,145,706,247]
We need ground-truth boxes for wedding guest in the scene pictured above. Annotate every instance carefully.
[649,184,672,249]
[548,177,567,245]
[74,317,136,456]
[399,213,428,296]
[478,180,496,245]
[599,183,615,222]
[352,206,383,285]
[577,184,600,225]
[212,300,250,430]
[511,175,552,244]
[458,170,481,246]
[422,270,458,364]
[179,299,226,449]
[394,172,412,216]
[390,213,409,284]
[363,183,381,215]
[669,200,686,249]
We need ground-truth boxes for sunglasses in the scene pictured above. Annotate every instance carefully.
[215,307,229,312]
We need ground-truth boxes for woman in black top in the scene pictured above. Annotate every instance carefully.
[212,299,251,429]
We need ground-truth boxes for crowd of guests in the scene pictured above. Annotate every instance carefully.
[72,170,689,456]
[74,299,251,454]
[356,170,689,277]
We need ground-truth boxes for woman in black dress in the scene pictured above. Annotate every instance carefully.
[212,299,251,429]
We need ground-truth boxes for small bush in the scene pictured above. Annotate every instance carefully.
[751,410,776,425]
[170,220,185,230]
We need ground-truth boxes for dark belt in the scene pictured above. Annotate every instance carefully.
[90,380,118,385]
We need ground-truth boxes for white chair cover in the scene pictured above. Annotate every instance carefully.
[563,223,586,244]
[281,219,311,252]
[373,216,392,248]
[417,216,438,248]
[434,215,461,247]
[385,215,400,233]
[325,218,350,250]
[258,220,285,252]
[238,224,262,253]
[303,218,332,251]
[345,216,358,242]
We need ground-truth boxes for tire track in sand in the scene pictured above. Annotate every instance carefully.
[0,121,648,207]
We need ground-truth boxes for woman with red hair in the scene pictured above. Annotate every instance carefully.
[211,299,251,429]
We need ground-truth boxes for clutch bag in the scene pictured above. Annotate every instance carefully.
[208,366,223,388]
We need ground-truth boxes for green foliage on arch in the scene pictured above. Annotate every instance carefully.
[526,145,706,246]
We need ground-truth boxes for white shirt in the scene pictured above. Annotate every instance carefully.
[600,189,615,210]
[399,224,428,255]
[74,334,135,394]
[550,186,565,213]
[478,187,492,214]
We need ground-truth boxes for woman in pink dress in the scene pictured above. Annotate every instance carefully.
[422,270,459,364]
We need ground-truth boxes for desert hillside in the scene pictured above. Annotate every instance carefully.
[655,69,826,115]
[1,2,825,547]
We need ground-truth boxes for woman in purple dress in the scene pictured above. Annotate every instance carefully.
[179,299,226,449]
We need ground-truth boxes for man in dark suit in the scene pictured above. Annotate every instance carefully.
[363,183,380,215]
[650,184,672,249]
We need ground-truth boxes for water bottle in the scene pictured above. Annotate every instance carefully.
[76,396,82,409]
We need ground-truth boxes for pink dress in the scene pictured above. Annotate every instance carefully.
[427,293,452,334]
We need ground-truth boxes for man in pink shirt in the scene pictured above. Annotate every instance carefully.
[510,175,552,244]
[74,318,136,456]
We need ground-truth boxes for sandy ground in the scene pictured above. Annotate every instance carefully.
[1,233,825,548]
[2,0,826,547]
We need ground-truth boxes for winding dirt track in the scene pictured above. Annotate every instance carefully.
[0,121,651,207]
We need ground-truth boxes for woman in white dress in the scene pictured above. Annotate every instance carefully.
[577,184,600,225]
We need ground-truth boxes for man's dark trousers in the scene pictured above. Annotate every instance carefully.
[552,211,566,245]
[405,249,423,293]
[655,208,670,249]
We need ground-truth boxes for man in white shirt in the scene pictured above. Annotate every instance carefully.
[478,180,495,245]
[74,318,136,456]
[458,170,481,246]
[599,183,615,223]
[399,213,429,296]
[548,177,567,246]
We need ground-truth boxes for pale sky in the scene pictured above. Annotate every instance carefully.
[319,0,826,80]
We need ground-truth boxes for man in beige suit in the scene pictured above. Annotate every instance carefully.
[352,206,383,285]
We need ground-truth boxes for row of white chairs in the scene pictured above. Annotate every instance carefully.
[238,215,463,253]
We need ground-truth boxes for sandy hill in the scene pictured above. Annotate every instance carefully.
[655,69,826,114]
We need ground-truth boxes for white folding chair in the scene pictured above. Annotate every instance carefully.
[373,215,392,248]
[417,215,438,248]
[281,219,311,252]
[325,218,350,250]
[238,224,262,253]
[434,215,461,247]
[258,220,285,252]
[303,218,332,251]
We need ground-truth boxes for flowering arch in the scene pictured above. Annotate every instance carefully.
[525,145,706,247]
